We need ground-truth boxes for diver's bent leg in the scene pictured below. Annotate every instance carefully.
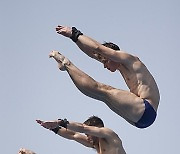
[66,64,145,123]
[49,50,111,101]
[65,64,145,124]
[49,51,145,124]
[65,63,112,101]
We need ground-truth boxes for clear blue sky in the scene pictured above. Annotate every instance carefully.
[0,0,179,153]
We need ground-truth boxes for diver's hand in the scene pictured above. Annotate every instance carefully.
[56,25,72,38]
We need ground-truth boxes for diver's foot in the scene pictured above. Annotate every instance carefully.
[49,51,70,71]
[18,148,35,154]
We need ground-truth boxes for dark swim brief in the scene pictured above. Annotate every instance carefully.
[135,99,157,129]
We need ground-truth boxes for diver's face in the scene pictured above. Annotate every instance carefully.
[96,53,118,72]
[103,60,118,72]
[86,134,98,145]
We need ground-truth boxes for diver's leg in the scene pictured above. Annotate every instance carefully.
[49,51,145,123]
[49,51,111,101]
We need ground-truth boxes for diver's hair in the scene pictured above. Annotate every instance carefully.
[102,42,120,51]
[83,116,104,127]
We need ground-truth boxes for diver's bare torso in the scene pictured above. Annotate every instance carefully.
[95,136,126,154]
[118,57,160,111]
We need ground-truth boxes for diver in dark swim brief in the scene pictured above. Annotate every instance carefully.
[135,99,157,128]
[52,25,160,128]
